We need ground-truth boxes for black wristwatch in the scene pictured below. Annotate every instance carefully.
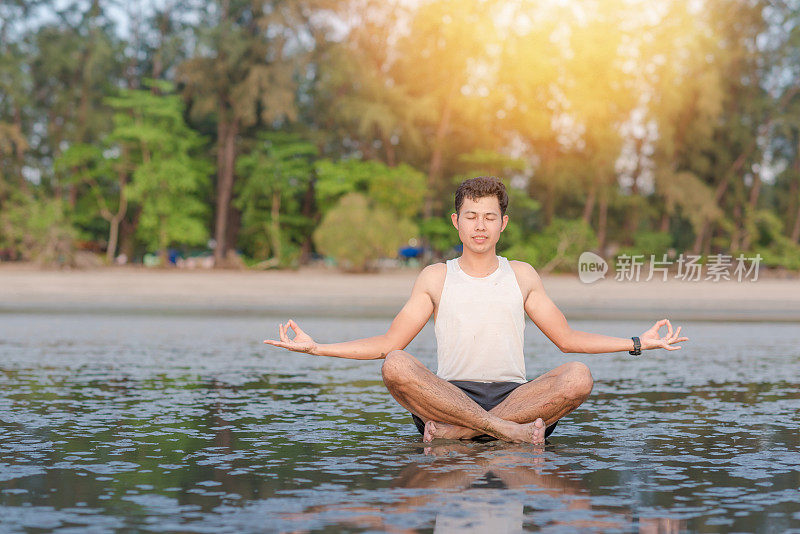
[629,336,641,356]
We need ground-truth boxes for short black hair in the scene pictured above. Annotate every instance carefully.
[454,176,509,217]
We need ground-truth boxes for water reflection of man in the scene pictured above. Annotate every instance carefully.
[265,177,688,444]
[284,443,684,533]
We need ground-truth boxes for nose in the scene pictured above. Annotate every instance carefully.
[475,216,487,230]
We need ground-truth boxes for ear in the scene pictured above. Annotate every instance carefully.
[500,214,509,232]
[451,212,458,229]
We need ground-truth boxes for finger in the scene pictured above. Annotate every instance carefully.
[280,323,289,343]
[666,320,673,339]
[674,337,689,343]
[287,320,299,336]
[264,340,289,349]
[652,318,668,335]
[673,326,681,339]
[665,345,682,351]
[288,319,304,335]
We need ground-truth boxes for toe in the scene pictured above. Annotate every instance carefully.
[423,421,436,443]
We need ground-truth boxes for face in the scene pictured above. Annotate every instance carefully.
[451,195,509,254]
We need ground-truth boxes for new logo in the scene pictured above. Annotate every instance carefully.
[578,252,608,283]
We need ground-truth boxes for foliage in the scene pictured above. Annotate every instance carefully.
[1,0,800,273]
[313,193,417,272]
[0,193,76,265]
[419,216,458,257]
[315,159,426,218]
[505,219,597,274]
[746,210,800,270]
[235,132,319,266]
[107,84,211,255]
[615,231,674,262]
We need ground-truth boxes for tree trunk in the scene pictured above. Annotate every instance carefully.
[748,168,761,209]
[13,107,28,193]
[299,179,316,265]
[270,190,282,263]
[105,167,128,263]
[623,139,643,243]
[119,206,140,260]
[737,166,763,251]
[732,203,743,251]
[597,189,608,253]
[702,225,713,257]
[659,212,670,233]
[582,183,596,224]
[213,115,238,265]
[691,225,705,255]
[424,84,456,218]
[791,202,800,244]
[226,204,241,262]
[159,214,168,265]
[107,217,120,264]
[789,142,800,242]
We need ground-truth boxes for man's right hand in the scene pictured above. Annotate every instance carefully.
[263,319,318,354]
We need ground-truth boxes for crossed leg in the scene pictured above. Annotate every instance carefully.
[381,350,593,444]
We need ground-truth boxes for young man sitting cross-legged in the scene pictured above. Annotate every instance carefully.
[264,176,688,444]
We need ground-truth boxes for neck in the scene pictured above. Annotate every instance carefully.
[458,250,499,276]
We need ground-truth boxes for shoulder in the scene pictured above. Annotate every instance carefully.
[417,262,447,281]
[508,259,540,281]
[417,262,447,285]
[508,259,544,295]
[412,262,447,301]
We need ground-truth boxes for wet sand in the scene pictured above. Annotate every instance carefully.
[1,264,798,321]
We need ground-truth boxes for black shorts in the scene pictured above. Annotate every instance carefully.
[411,380,558,440]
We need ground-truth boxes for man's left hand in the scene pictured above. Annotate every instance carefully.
[640,319,688,351]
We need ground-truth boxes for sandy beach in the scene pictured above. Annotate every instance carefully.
[1,264,798,321]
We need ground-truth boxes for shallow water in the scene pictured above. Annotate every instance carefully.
[0,313,798,532]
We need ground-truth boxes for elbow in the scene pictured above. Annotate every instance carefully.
[561,341,587,354]
[557,332,577,353]
[379,335,401,359]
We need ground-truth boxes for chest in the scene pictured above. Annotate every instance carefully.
[431,270,529,321]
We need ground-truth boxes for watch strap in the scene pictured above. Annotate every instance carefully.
[629,336,641,356]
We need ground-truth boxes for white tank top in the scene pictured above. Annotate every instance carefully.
[435,256,527,383]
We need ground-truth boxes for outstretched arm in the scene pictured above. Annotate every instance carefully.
[522,264,688,354]
[263,265,438,360]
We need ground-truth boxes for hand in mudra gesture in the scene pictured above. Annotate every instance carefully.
[263,319,318,354]
[640,319,688,351]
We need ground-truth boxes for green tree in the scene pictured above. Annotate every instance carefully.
[0,192,76,265]
[28,0,122,205]
[235,132,319,267]
[105,82,211,261]
[178,0,328,266]
[313,192,417,272]
[315,158,426,218]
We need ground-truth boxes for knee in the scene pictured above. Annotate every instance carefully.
[561,361,594,398]
[381,350,414,385]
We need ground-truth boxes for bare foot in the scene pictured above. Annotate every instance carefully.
[503,418,546,444]
[530,418,546,445]
[424,418,547,444]
[423,420,476,442]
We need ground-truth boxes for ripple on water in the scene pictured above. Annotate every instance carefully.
[0,315,798,532]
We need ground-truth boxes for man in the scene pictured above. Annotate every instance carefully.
[265,176,688,444]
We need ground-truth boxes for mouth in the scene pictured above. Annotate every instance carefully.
[473,236,488,243]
